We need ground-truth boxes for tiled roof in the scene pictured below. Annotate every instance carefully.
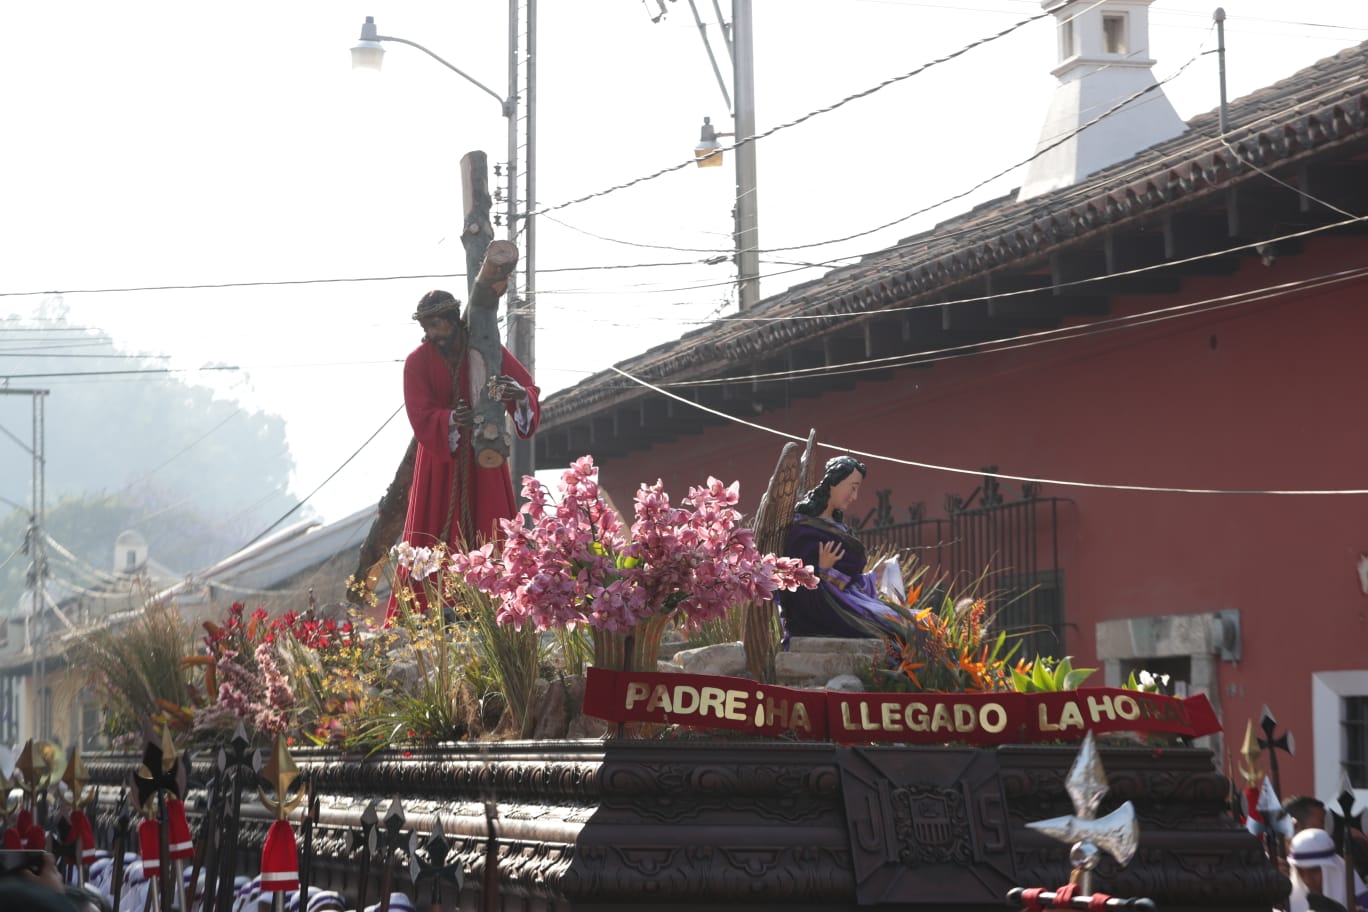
[541,40,1368,427]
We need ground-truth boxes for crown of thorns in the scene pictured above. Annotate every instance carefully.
[412,291,462,321]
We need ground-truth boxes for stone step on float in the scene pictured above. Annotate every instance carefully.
[663,636,885,688]
[775,636,884,686]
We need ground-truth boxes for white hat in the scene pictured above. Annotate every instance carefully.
[1289,827,1338,867]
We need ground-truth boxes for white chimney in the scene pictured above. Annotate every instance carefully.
[1018,0,1187,201]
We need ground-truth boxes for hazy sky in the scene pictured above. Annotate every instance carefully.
[2,0,1363,525]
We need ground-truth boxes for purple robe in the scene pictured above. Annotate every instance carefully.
[778,514,899,640]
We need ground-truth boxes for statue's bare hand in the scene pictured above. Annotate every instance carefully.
[817,540,845,570]
[450,399,474,427]
[488,375,528,403]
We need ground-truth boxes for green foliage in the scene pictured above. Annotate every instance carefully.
[460,578,544,740]
[1011,655,1097,693]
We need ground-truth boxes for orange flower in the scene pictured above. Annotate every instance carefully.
[899,658,926,688]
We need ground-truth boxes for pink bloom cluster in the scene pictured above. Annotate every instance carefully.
[193,603,299,738]
[449,456,817,633]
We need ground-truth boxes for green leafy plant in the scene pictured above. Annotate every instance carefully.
[1011,655,1096,693]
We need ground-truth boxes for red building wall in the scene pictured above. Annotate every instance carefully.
[582,234,1368,794]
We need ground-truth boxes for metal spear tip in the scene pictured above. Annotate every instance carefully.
[384,797,406,831]
[361,799,380,828]
[408,831,422,881]
[230,723,251,758]
[1255,776,1283,814]
[257,734,304,818]
[159,724,178,772]
[0,744,16,781]
[1336,771,1365,818]
[1259,704,1277,733]
[61,745,90,806]
[1065,731,1110,820]
[1239,720,1262,784]
[427,817,450,864]
[15,739,38,785]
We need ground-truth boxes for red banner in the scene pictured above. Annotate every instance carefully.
[582,667,1222,745]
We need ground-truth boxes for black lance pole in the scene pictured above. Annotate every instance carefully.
[212,726,255,912]
[376,798,407,912]
[298,779,320,909]
[352,799,380,911]
[110,788,132,912]
[1257,706,1294,862]
[1257,705,1294,804]
[1332,778,1366,912]
[190,764,228,912]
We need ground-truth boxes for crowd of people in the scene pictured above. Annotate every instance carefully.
[1279,795,1368,912]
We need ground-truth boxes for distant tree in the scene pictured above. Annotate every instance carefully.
[0,308,303,614]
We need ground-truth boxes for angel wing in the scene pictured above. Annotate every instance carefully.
[752,440,804,557]
[797,427,819,496]
[743,434,813,683]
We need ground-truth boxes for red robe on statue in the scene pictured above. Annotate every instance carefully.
[400,339,540,554]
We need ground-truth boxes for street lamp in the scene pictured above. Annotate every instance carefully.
[695,116,726,166]
[351,15,536,483]
[351,17,511,117]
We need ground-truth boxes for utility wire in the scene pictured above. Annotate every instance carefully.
[0,542,24,575]
[608,365,1368,496]
[0,365,240,381]
[112,408,245,496]
[673,262,1368,386]
[540,37,1208,259]
[698,213,1368,330]
[237,404,405,552]
[530,4,1055,218]
[0,260,705,300]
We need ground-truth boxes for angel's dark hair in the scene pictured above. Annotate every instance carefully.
[794,455,867,523]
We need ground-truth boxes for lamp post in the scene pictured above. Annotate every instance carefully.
[352,12,537,484]
[688,0,759,311]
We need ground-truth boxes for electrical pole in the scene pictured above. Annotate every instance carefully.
[506,0,538,491]
[2,387,48,742]
[732,0,760,311]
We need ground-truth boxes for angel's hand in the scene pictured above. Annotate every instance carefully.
[817,540,845,570]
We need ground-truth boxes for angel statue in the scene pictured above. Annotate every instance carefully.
[778,454,904,640]
[745,435,902,682]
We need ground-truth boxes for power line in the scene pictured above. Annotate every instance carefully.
[1,365,241,380]
[237,403,406,552]
[0,260,707,300]
[0,352,171,359]
[112,408,245,496]
[530,3,1055,218]
[538,35,1210,260]
[607,365,1368,496]
[674,262,1368,387]
[706,213,1368,329]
